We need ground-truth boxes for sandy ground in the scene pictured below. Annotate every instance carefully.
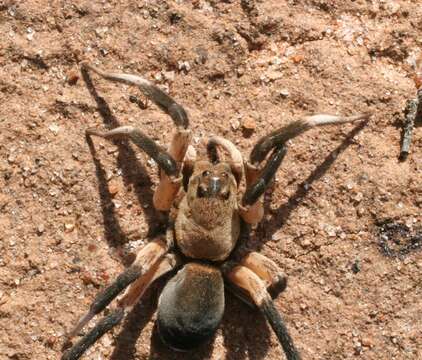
[0,1,421,359]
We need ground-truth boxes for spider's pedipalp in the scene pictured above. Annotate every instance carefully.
[223,264,301,360]
[181,144,197,191]
[240,146,287,224]
[207,136,244,185]
[62,253,179,360]
[153,128,191,210]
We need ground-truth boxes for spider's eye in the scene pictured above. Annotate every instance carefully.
[202,170,210,177]
[221,172,228,178]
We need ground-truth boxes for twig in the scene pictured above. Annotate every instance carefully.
[400,88,422,160]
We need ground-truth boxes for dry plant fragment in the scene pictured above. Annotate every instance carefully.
[400,52,422,160]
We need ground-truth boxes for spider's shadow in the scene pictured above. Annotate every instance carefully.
[252,121,368,252]
[81,69,165,255]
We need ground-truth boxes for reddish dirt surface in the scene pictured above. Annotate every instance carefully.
[0,1,421,359]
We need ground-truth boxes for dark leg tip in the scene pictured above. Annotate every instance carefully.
[268,275,287,299]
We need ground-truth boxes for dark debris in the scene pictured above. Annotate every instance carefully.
[376,219,422,258]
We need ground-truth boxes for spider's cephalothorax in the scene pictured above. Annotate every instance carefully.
[176,161,240,261]
[61,62,371,360]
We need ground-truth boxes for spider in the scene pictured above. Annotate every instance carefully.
[62,62,371,360]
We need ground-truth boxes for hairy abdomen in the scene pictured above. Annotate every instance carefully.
[157,263,224,351]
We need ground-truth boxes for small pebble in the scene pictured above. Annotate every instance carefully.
[26,27,35,41]
[353,192,363,203]
[242,118,256,131]
[280,88,290,97]
[64,223,75,232]
[48,123,60,135]
[301,239,312,248]
[230,119,240,130]
[351,259,361,274]
[292,54,304,63]
[66,70,79,85]
[108,181,119,196]
[7,153,17,164]
[361,337,374,348]
[163,71,175,82]
[36,224,45,235]
[154,72,163,82]
[95,27,109,38]
[178,61,191,72]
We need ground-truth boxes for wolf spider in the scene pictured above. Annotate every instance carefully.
[62,62,370,360]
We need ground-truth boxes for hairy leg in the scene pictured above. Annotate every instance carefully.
[86,126,178,177]
[81,62,189,128]
[66,238,168,340]
[240,252,287,297]
[223,263,301,360]
[241,113,371,224]
[82,62,192,210]
[62,254,179,360]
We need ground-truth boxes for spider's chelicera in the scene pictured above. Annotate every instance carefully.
[62,62,371,360]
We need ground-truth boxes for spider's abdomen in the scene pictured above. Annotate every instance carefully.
[157,263,224,351]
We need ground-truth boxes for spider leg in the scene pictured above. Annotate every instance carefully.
[241,146,287,224]
[86,126,178,177]
[82,62,192,210]
[223,263,301,360]
[240,252,287,297]
[154,128,191,210]
[117,253,181,312]
[241,113,371,224]
[81,62,188,128]
[62,253,179,360]
[66,238,168,340]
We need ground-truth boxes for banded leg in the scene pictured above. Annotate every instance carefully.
[81,62,189,128]
[154,128,191,210]
[223,263,301,360]
[240,146,286,224]
[86,126,178,177]
[62,254,179,360]
[82,62,191,210]
[66,238,168,340]
[240,252,287,297]
[241,113,371,224]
